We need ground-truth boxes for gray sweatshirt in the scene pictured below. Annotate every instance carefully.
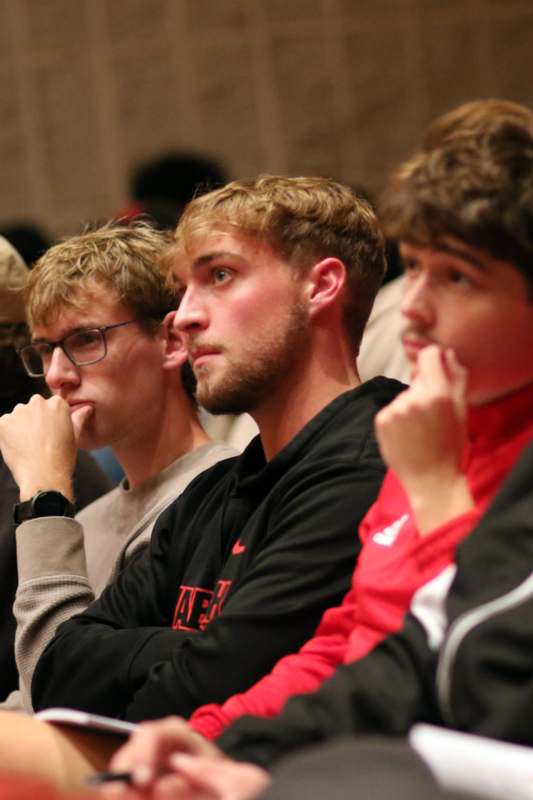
[6,441,236,712]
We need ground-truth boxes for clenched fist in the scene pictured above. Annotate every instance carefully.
[0,394,91,501]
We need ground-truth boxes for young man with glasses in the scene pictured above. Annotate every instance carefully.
[0,221,236,711]
[0,236,111,704]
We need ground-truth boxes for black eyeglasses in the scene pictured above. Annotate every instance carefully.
[18,320,140,377]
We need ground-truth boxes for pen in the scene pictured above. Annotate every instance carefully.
[86,770,133,785]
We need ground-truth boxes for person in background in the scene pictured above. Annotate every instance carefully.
[120,151,228,232]
[0,223,51,267]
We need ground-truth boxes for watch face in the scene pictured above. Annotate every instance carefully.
[34,491,68,516]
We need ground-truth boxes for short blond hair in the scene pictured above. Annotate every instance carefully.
[26,221,177,331]
[167,175,386,345]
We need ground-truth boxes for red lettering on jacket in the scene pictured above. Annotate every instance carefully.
[172,580,233,631]
[199,580,232,629]
[172,585,213,631]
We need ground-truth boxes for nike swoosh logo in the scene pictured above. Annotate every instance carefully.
[232,540,246,556]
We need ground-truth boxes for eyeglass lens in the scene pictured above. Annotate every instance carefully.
[22,329,106,376]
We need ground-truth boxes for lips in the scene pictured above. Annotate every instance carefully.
[401,335,432,360]
[189,345,222,368]
[67,400,93,414]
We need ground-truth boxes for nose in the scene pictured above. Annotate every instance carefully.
[45,346,81,393]
[400,272,435,327]
[174,287,209,333]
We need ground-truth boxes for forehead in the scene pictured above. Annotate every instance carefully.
[171,229,279,285]
[31,284,131,338]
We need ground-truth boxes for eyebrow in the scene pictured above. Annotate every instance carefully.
[191,251,247,270]
[430,242,488,271]
[31,324,101,344]
[400,242,487,272]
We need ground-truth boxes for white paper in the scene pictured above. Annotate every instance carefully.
[410,724,533,800]
[35,707,137,738]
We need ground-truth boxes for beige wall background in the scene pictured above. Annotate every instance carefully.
[0,0,532,237]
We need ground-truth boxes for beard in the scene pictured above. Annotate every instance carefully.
[194,303,310,415]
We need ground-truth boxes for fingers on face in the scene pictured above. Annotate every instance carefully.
[413,345,449,391]
[412,345,468,404]
[443,348,468,398]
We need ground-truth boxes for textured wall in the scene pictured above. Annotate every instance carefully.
[0,0,532,236]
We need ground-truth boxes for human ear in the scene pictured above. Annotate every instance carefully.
[307,258,347,318]
[161,310,188,369]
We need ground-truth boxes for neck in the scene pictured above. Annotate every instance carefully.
[113,392,210,489]
[254,335,360,461]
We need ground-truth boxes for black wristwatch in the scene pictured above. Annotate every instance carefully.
[13,490,75,524]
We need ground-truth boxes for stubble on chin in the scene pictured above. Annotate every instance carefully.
[196,367,268,415]
[196,303,310,416]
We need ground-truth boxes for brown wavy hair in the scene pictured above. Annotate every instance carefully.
[380,100,533,293]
